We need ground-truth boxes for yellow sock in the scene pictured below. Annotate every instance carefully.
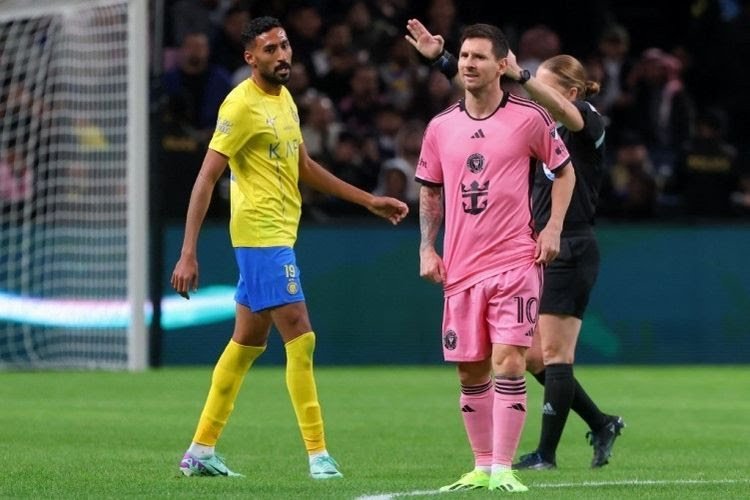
[193,340,265,445]
[285,332,326,454]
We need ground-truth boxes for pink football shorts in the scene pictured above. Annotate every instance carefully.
[441,261,542,362]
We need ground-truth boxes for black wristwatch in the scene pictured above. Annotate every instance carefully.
[517,68,531,85]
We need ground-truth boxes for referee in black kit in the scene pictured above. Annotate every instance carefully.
[507,53,626,471]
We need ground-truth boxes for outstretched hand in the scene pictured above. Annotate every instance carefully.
[405,18,444,60]
[368,196,409,225]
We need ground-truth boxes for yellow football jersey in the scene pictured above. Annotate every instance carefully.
[209,78,303,247]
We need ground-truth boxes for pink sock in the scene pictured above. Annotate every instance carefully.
[460,380,493,468]
[492,376,527,466]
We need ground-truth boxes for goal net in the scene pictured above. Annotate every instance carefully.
[0,0,148,370]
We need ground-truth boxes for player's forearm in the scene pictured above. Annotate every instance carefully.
[180,175,214,257]
[522,78,584,131]
[300,156,374,207]
[419,185,443,251]
[548,164,575,232]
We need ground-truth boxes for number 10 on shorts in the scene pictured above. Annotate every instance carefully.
[514,296,538,324]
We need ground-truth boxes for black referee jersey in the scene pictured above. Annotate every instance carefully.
[532,100,606,234]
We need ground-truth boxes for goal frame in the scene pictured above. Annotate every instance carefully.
[0,0,150,371]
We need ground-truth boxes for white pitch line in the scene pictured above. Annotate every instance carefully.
[356,478,750,500]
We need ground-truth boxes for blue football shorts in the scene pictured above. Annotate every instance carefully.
[234,246,305,312]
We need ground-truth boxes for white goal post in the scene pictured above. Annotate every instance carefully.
[0,0,149,370]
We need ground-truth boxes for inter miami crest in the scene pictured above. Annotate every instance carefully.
[443,329,457,350]
[466,153,485,173]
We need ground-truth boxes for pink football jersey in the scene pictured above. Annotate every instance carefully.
[416,93,570,295]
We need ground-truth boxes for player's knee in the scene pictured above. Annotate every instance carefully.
[525,351,544,374]
[275,304,312,338]
[542,342,574,364]
[456,360,491,385]
[492,348,526,377]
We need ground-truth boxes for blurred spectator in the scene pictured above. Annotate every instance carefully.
[160,31,231,219]
[372,119,425,209]
[162,32,232,142]
[333,132,379,192]
[311,23,360,102]
[623,48,694,175]
[600,131,658,220]
[338,63,387,138]
[318,131,380,216]
[591,24,635,120]
[372,104,404,159]
[284,4,323,71]
[311,23,353,79]
[300,94,342,164]
[159,94,209,220]
[170,0,231,45]
[286,61,318,105]
[379,37,429,112]
[297,94,343,219]
[425,0,461,52]
[667,107,740,218]
[517,25,561,76]
[210,5,251,76]
[345,0,396,63]
[370,0,411,36]
[411,68,460,122]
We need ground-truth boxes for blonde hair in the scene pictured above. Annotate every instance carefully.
[540,54,600,100]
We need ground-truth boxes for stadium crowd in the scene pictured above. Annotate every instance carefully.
[156,0,750,222]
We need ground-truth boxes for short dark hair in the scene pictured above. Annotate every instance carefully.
[460,23,509,59]
[241,16,283,47]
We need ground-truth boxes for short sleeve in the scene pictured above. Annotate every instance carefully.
[208,96,250,158]
[530,115,570,172]
[415,121,443,186]
[574,100,606,148]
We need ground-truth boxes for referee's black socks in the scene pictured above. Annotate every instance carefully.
[533,365,610,444]
[537,363,575,461]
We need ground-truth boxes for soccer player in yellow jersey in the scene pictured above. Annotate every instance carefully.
[171,16,408,480]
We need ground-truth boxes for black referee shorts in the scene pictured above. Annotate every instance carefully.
[540,228,600,319]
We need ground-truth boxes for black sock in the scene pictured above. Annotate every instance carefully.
[570,377,609,432]
[533,368,610,432]
[532,369,546,386]
[536,364,574,462]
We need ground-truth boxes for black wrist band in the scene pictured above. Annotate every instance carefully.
[432,50,458,80]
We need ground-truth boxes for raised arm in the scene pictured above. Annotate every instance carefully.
[405,18,460,83]
[298,143,408,224]
[505,49,584,131]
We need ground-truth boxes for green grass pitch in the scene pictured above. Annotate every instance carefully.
[1,365,748,499]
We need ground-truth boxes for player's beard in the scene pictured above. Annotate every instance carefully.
[260,62,291,86]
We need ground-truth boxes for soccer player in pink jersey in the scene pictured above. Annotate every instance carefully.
[415,23,575,493]
[408,18,626,472]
